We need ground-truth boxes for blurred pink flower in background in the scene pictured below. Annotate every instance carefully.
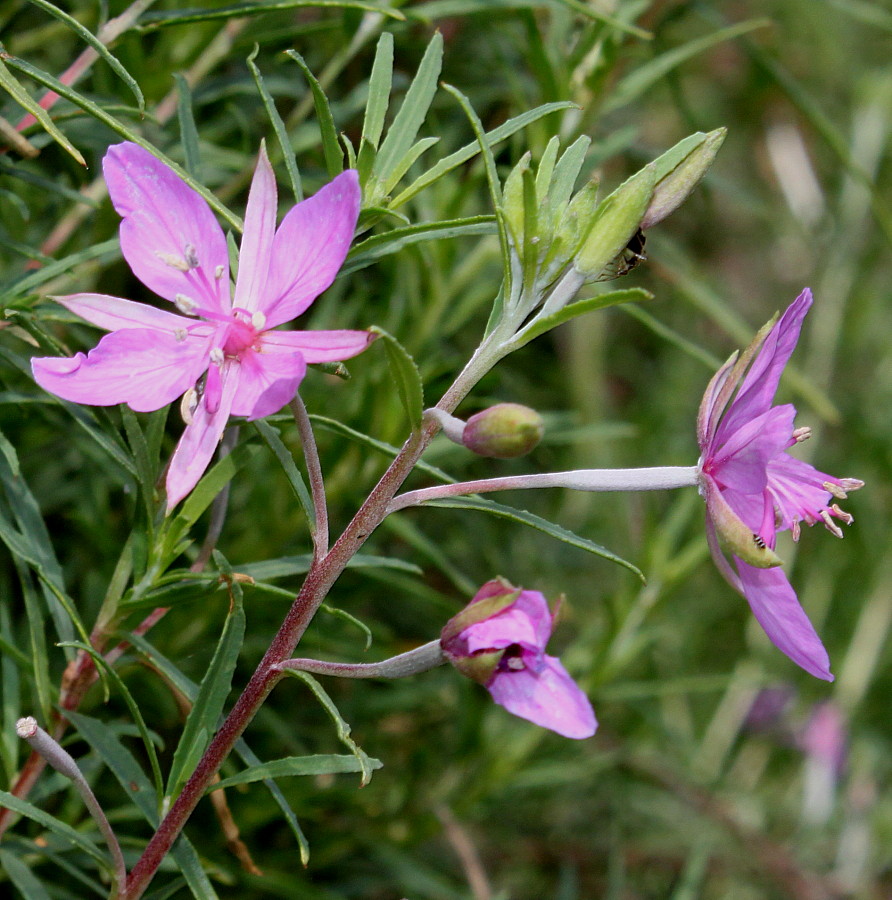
[33,142,372,509]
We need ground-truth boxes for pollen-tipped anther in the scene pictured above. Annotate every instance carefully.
[840,478,865,493]
[251,311,267,330]
[820,508,845,538]
[155,251,190,271]
[184,243,200,268]
[830,503,854,526]
[824,481,848,500]
[209,347,224,366]
[214,264,225,280]
[792,426,812,443]
[175,293,197,315]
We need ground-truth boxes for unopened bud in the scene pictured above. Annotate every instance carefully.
[640,128,726,229]
[462,403,544,459]
[575,165,656,280]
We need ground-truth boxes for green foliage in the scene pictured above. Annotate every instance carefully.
[0,1,887,898]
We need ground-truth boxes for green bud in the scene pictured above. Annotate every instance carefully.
[462,403,544,458]
[574,164,656,280]
[641,128,727,229]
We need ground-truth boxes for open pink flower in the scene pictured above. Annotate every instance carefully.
[441,579,596,739]
[32,142,373,510]
[697,289,862,680]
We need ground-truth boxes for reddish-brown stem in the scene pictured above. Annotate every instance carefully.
[124,373,480,896]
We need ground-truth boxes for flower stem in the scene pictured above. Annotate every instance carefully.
[276,640,445,680]
[388,465,700,513]
[123,365,483,898]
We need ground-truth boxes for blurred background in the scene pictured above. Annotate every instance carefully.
[0,0,889,897]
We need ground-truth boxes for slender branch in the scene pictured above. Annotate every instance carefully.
[291,397,328,558]
[276,640,445,680]
[388,465,700,513]
[16,718,127,896]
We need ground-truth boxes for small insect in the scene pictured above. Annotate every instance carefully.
[752,534,767,550]
[597,228,647,281]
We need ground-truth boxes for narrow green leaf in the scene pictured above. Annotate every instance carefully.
[165,570,246,800]
[441,83,513,294]
[140,1,405,28]
[307,414,454,482]
[24,0,145,112]
[166,441,258,544]
[286,50,342,178]
[237,552,422,582]
[247,47,302,202]
[253,420,315,528]
[8,238,119,298]
[60,644,164,800]
[173,73,202,180]
[604,19,770,114]
[408,0,650,37]
[18,564,52,721]
[0,848,53,899]
[0,54,84,165]
[369,326,424,430]
[0,790,106,865]
[381,135,440,195]
[548,135,592,213]
[121,407,157,526]
[62,711,218,899]
[208,754,383,793]
[341,215,497,276]
[374,32,442,180]
[390,101,575,209]
[362,32,394,150]
[280,671,377,785]
[423,496,645,579]
[512,288,653,350]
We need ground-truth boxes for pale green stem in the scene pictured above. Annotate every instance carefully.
[387,465,700,514]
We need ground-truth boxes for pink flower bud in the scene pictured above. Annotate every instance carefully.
[441,579,596,739]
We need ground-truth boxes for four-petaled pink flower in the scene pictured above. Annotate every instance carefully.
[441,578,596,739]
[32,142,373,510]
[697,289,863,680]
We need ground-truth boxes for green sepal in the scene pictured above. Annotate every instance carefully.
[440,580,520,646]
[641,128,727,229]
[575,164,656,279]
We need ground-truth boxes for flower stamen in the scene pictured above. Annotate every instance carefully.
[820,508,845,538]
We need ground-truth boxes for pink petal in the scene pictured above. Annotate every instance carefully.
[261,328,374,362]
[464,603,547,655]
[488,656,597,739]
[54,293,198,334]
[712,404,796,494]
[719,289,812,438]
[262,170,361,328]
[736,560,833,681]
[32,329,209,412]
[104,142,230,314]
[233,144,277,314]
[229,348,307,420]
[166,363,239,510]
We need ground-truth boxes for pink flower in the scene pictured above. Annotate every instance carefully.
[697,289,862,680]
[32,142,373,510]
[441,579,597,739]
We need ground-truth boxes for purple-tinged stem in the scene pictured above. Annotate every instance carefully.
[16,717,127,896]
[388,465,699,513]
[276,640,445,679]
